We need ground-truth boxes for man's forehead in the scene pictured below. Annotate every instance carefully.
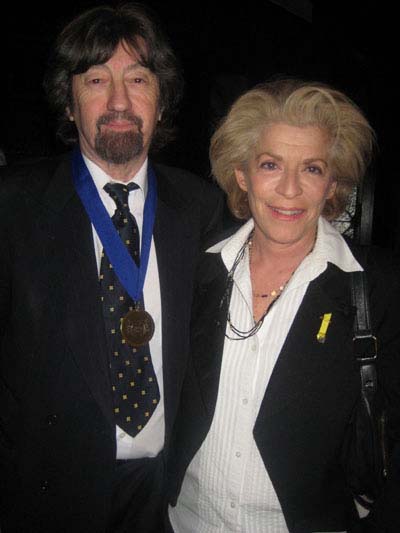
[86,38,150,71]
[120,37,149,60]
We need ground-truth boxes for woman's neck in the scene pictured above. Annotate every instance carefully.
[250,228,317,271]
[248,227,317,322]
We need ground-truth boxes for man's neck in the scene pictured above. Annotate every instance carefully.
[81,148,148,183]
[95,159,146,183]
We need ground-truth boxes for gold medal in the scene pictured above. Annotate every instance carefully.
[121,308,155,347]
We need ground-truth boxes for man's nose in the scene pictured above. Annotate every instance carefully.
[107,80,131,112]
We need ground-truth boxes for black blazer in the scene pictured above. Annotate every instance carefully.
[0,153,222,532]
[168,242,400,532]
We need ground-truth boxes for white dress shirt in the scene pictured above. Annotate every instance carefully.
[169,217,362,533]
[84,155,164,459]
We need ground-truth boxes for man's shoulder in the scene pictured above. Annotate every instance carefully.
[152,162,221,201]
[0,153,71,202]
[152,162,202,184]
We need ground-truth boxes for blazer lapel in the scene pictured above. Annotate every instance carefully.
[186,251,356,430]
[39,157,114,428]
[257,263,355,421]
[190,253,228,417]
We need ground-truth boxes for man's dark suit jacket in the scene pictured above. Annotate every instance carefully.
[168,241,400,533]
[0,153,222,532]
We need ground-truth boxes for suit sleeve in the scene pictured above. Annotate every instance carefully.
[0,199,11,342]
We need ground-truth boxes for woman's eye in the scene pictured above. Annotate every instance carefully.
[261,161,277,170]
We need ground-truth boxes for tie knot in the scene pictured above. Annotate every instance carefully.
[104,182,139,211]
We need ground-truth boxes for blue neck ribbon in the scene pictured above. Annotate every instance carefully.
[71,147,157,303]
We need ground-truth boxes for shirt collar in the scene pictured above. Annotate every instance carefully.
[207,219,254,272]
[208,217,362,284]
[298,216,362,275]
[82,154,148,198]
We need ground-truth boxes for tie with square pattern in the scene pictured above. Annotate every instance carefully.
[100,182,160,437]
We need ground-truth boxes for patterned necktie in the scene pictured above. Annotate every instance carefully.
[100,182,160,437]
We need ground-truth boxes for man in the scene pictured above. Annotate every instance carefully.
[0,4,221,532]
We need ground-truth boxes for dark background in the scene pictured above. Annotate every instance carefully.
[3,0,398,249]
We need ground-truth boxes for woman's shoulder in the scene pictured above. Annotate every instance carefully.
[348,241,400,284]
[347,243,400,339]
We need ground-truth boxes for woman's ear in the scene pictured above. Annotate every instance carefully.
[234,168,248,192]
[326,179,337,199]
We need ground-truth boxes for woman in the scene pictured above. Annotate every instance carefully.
[168,80,400,532]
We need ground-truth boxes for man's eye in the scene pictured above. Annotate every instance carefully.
[129,77,146,84]
[306,166,322,174]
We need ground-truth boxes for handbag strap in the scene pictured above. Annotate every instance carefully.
[350,269,388,507]
[350,270,378,408]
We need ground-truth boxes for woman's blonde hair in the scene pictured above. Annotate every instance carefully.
[210,79,375,220]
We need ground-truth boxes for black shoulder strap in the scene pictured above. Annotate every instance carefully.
[350,270,378,406]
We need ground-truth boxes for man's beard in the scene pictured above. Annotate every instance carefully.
[94,112,145,165]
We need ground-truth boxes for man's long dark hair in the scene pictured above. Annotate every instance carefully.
[43,3,183,151]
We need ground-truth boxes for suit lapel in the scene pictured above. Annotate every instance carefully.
[39,156,114,428]
[152,168,198,438]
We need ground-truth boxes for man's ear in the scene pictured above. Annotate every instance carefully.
[66,107,74,122]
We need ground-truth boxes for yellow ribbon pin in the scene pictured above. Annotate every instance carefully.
[317,313,332,343]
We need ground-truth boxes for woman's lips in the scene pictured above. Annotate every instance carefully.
[269,206,305,220]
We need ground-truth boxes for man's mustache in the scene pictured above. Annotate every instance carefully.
[96,112,143,131]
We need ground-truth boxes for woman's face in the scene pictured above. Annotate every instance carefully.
[235,123,337,252]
